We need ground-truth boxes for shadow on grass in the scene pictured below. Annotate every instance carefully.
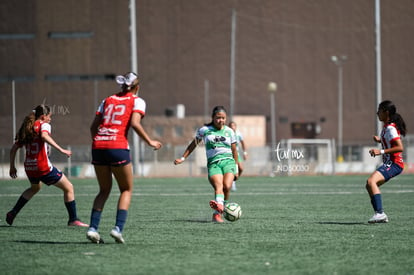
[318,221,367,225]
[177,219,211,223]
[12,240,117,245]
[12,240,94,245]
[0,225,74,228]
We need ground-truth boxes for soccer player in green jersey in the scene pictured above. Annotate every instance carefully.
[174,106,239,223]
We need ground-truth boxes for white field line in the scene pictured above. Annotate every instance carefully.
[0,189,414,197]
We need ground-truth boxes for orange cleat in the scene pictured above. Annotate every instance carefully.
[68,220,89,227]
[212,213,224,223]
[209,200,224,213]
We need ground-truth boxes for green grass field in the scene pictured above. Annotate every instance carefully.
[1,174,414,275]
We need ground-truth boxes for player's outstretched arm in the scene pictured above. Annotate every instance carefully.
[130,112,162,150]
[174,139,198,165]
[373,135,381,143]
[9,143,21,179]
[41,131,72,158]
[90,114,101,140]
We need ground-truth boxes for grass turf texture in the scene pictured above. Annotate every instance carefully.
[1,175,413,275]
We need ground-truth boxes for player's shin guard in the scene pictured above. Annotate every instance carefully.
[372,194,383,213]
[90,209,103,230]
[65,200,78,222]
[216,194,224,206]
[11,195,29,216]
[115,209,128,232]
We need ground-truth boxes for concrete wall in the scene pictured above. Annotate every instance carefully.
[1,0,413,149]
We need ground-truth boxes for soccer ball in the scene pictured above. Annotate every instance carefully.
[223,202,242,222]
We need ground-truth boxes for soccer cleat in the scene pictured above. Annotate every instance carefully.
[212,213,224,223]
[6,211,16,226]
[68,220,89,227]
[368,212,389,223]
[209,200,224,213]
[110,227,125,244]
[86,227,102,243]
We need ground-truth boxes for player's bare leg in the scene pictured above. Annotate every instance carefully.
[55,175,88,227]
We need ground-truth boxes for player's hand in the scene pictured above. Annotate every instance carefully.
[373,135,381,143]
[369,149,379,157]
[61,149,72,158]
[174,158,184,165]
[9,167,18,179]
[149,140,162,150]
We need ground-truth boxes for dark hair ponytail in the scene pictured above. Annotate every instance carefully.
[379,100,407,136]
[15,104,51,144]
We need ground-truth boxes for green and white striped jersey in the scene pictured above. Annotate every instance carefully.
[196,125,236,164]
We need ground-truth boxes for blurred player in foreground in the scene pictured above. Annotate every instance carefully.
[87,72,162,243]
[174,106,239,223]
[228,121,248,191]
[367,100,406,223]
[7,104,88,227]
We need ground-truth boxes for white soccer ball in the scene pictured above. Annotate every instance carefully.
[223,202,242,222]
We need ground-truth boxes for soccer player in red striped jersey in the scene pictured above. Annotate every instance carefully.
[367,100,407,223]
[7,105,88,227]
[87,72,162,244]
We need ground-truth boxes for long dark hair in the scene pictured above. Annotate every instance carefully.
[205,106,227,126]
[379,100,407,136]
[15,105,51,144]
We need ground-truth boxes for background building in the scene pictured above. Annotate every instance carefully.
[1,0,413,176]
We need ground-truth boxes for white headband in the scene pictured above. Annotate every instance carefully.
[116,72,138,87]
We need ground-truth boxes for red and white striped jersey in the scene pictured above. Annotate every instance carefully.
[92,92,146,150]
[381,122,404,168]
[23,120,53,177]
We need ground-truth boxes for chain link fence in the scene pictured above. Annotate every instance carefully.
[1,135,413,179]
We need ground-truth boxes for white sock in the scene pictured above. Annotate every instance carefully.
[216,194,224,205]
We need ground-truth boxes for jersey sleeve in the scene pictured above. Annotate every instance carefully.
[385,125,400,143]
[196,126,207,140]
[96,99,106,115]
[133,97,146,116]
[14,140,24,148]
[41,122,51,135]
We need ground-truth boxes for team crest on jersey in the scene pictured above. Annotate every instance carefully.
[213,136,226,143]
[95,127,119,141]
[98,127,119,136]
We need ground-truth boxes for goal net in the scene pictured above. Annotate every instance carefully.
[271,139,335,176]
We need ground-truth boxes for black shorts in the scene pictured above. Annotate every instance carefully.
[377,161,403,182]
[92,149,131,166]
[28,166,63,186]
